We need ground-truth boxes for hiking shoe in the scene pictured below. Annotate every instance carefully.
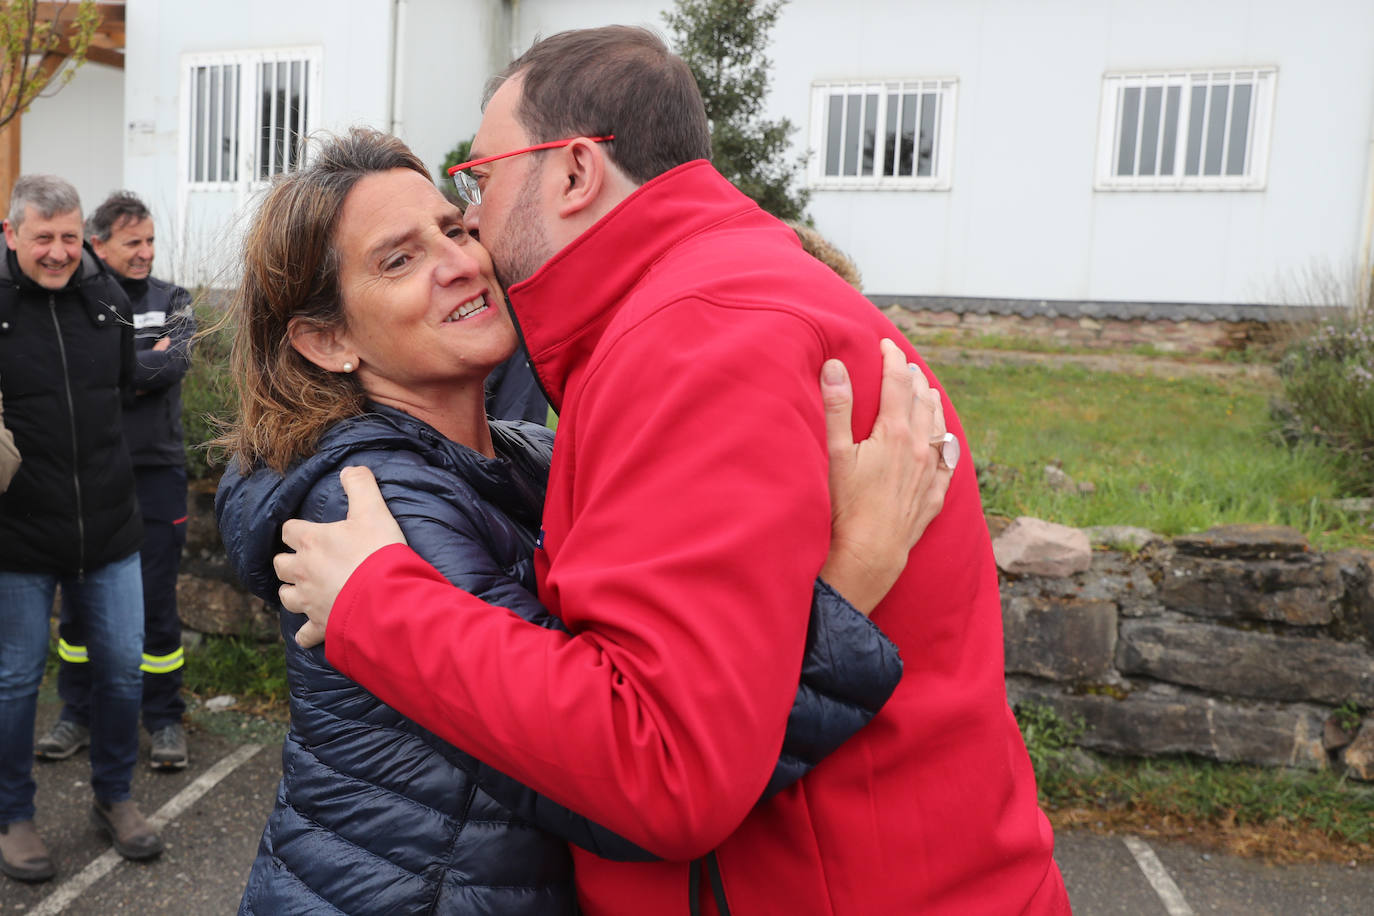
[0,820,55,883]
[91,799,163,861]
[34,720,89,761]
[149,723,189,771]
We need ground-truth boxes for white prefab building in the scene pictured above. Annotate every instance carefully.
[23,0,1374,308]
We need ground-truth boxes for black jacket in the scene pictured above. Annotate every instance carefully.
[120,274,194,468]
[0,245,140,574]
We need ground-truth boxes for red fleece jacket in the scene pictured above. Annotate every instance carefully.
[328,161,1068,915]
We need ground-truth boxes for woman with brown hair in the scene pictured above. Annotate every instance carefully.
[215,127,946,914]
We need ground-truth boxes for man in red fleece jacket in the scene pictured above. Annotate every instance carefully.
[275,25,1069,916]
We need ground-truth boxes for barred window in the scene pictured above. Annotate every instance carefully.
[256,58,312,180]
[1097,68,1276,190]
[810,79,957,190]
[183,48,321,186]
[188,62,239,183]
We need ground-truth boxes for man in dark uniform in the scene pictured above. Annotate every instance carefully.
[35,191,195,771]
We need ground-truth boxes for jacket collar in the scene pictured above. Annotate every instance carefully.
[506,160,758,411]
[117,273,149,301]
[0,244,122,335]
[217,403,552,602]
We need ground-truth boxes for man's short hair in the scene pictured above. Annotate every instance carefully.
[8,174,81,229]
[87,191,151,242]
[490,25,711,185]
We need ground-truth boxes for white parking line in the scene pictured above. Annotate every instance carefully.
[1123,834,1196,916]
[27,743,264,916]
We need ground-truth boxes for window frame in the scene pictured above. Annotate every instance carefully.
[1095,67,1276,192]
[180,46,323,191]
[808,78,958,191]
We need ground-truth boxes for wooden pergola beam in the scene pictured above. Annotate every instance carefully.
[50,34,122,70]
[0,2,126,214]
[34,1,124,31]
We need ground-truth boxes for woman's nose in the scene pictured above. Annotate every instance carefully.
[437,239,481,285]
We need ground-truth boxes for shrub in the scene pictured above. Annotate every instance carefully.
[182,291,234,480]
[182,634,288,711]
[1014,701,1086,796]
[1274,315,1374,491]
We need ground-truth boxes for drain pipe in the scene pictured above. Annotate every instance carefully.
[507,0,521,60]
[1361,129,1374,311]
[389,0,407,137]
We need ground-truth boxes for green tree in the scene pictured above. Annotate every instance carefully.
[664,0,810,221]
[438,137,472,183]
[0,0,101,131]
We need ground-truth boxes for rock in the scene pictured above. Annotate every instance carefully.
[1172,524,1310,559]
[1340,717,1374,781]
[1003,595,1117,681]
[1331,497,1374,514]
[1116,619,1374,706]
[1084,525,1163,551]
[1044,465,1073,491]
[184,477,224,556]
[1000,548,1157,605]
[985,513,1014,541]
[1324,716,1357,752]
[1335,550,1374,643]
[1158,554,1342,626]
[205,695,237,712]
[177,574,277,640]
[1063,747,1104,777]
[1008,680,1329,770]
[993,516,1093,577]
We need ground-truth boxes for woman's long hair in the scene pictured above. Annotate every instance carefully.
[217,128,431,473]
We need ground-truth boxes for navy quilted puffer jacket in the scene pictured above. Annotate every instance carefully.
[216,404,902,914]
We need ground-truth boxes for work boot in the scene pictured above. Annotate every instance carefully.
[0,820,55,883]
[34,720,89,761]
[91,799,163,861]
[149,723,189,771]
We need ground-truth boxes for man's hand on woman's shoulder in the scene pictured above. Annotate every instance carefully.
[275,465,406,647]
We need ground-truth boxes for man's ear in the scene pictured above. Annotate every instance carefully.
[288,316,355,374]
[555,138,609,218]
[90,236,109,261]
[2,219,16,252]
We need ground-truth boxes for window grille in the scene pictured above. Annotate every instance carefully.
[810,79,957,190]
[183,48,321,187]
[1097,69,1275,190]
[188,62,239,183]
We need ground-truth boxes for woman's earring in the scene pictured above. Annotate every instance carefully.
[341,361,354,373]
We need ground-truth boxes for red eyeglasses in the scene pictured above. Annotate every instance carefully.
[447,135,615,206]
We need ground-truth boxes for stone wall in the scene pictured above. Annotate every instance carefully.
[871,297,1342,355]
[177,478,277,642]
[174,485,1374,780]
[999,522,1374,781]
[893,309,1264,354]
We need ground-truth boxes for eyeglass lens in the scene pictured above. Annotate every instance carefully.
[452,171,481,207]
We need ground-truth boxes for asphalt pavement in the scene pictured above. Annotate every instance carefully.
[4,689,1372,915]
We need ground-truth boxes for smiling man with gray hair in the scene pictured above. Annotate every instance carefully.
[0,175,162,883]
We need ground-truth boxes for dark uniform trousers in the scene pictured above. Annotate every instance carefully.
[57,465,187,731]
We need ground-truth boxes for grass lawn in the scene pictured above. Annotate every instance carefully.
[1043,755,1374,864]
[927,359,1372,550]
